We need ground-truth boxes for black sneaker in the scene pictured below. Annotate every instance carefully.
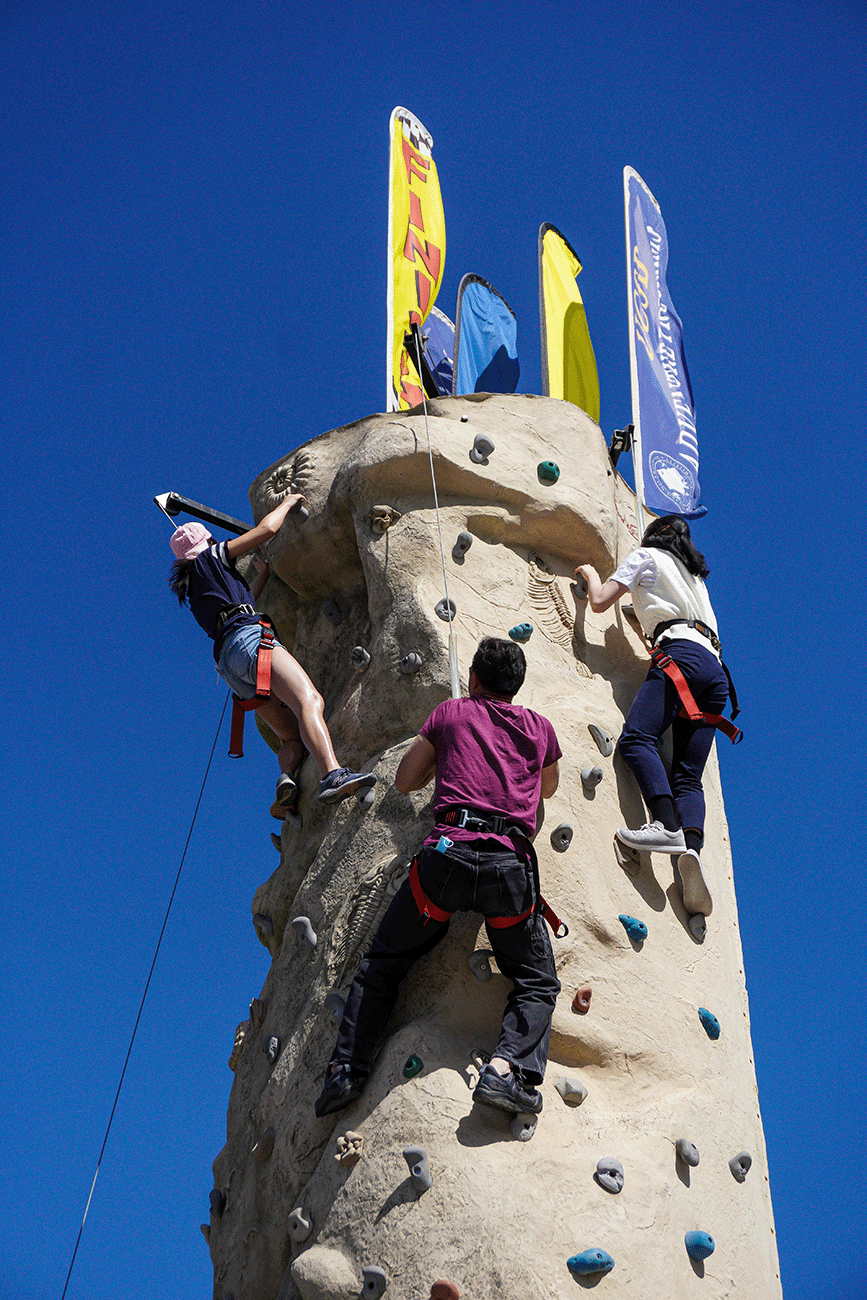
[473,1064,543,1115]
[314,1063,367,1118]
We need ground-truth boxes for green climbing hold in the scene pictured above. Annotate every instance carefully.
[403,1054,423,1079]
[537,461,560,484]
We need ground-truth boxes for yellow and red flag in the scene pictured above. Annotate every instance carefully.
[387,107,446,411]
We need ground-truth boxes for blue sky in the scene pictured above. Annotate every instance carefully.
[3,3,865,1297]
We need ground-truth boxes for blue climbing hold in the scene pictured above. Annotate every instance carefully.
[619,914,647,942]
[403,1054,423,1079]
[537,460,560,484]
[509,623,533,642]
[685,1230,715,1261]
[567,1250,615,1278]
[698,1007,721,1040]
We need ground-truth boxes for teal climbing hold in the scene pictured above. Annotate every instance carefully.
[509,623,533,642]
[698,1007,721,1039]
[537,460,560,484]
[403,1054,423,1079]
[567,1250,615,1277]
[619,913,647,942]
[685,1230,715,1261]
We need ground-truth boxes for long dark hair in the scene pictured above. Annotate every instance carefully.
[642,514,709,579]
[169,558,193,605]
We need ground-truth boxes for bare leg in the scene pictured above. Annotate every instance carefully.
[265,645,339,779]
[256,695,305,776]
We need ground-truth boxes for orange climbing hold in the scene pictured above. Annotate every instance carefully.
[431,1284,460,1300]
[572,987,592,1014]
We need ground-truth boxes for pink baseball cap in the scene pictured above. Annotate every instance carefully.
[170,521,212,560]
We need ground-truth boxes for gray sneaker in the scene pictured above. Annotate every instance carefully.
[677,849,713,916]
[317,767,377,805]
[616,821,686,854]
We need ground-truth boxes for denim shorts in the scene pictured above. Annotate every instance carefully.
[215,622,278,699]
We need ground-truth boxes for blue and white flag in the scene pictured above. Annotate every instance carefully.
[624,167,705,519]
[453,274,519,395]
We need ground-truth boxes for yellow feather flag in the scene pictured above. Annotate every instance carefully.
[387,108,446,411]
[538,223,600,423]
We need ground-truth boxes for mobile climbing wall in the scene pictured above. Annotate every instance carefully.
[204,394,782,1300]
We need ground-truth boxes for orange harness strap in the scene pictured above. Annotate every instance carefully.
[408,856,567,937]
[228,620,275,758]
[651,646,742,745]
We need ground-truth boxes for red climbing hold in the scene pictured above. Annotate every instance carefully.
[431,1284,460,1300]
[572,987,592,1014]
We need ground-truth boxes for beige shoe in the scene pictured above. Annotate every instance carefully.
[677,849,713,916]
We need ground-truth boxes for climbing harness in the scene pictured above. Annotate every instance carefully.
[408,806,569,937]
[227,617,275,758]
[649,645,742,744]
[651,617,740,718]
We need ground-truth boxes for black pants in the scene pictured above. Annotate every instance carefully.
[330,841,561,1085]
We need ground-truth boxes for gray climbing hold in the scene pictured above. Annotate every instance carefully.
[729,1151,752,1182]
[399,653,422,674]
[510,1113,538,1141]
[588,724,614,757]
[321,598,343,625]
[435,597,457,622]
[581,765,603,789]
[253,913,273,940]
[369,505,401,532]
[270,831,281,852]
[324,992,345,1023]
[698,1006,721,1039]
[263,1034,281,1062]
[292,916,317,948]
[296,505,309,522]
[249,997,267,1027]
[619,913,647,942]
[508,622,533,642]
[689,913,707,941]
[567,1249,615,1277]
[468,950,493,982]
[595,1158,624,1194]
[351,646,371,672]
[283,808,302,832]
[685,1230,715,1261]
[287,1206,313,1243]
[550,823,573,852]
[572,575,588,599]
[676,1138,700,1167]
[209,1188,226,1217]
[254,1126,275,1161]
[356,786,376,809]
[403,1145,432,1192]
[469,433,495,463]
[362,1265,388,1299]
[555,1076,587,1106]
[452,531,473,562]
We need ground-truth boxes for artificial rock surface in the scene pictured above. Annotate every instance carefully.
[207,394,782,1299]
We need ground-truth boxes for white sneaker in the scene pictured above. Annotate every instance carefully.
[615,821,686,854]
[677,849,713,916]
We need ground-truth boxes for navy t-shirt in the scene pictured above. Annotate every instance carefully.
[186,542,259,659]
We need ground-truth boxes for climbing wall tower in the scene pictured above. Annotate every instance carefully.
[205,394,782,1299]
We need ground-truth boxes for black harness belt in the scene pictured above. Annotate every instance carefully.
[228,617,275,758]
[409,806,568,938]
[651,617,741,721]
[650,645,742,745]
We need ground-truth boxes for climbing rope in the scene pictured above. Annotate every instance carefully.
[59,691,231,1300]
[411,329,461,699]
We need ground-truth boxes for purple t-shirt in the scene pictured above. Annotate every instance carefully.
[419,695,561,849]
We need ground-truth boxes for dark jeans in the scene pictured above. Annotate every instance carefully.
[617,639,729,832]
[331,841,561,1085]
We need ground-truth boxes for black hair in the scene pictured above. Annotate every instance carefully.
[470,637,527,697]
[642,514,710,579]
[169,557,193,605]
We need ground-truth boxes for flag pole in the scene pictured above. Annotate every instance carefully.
[624,166,646,541]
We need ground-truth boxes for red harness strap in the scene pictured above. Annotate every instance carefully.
[408,856,567,937]
[228,620,275,758]
[651,646,742,745]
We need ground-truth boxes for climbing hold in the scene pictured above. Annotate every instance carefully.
[510,1113,538,1142]
[335,1131,364,1166]
[209,1188,226,1217]
[250,997,267,1027]
[292,916,317,948]
[253,1126,275,1162]
[676,1138,700,1167]
[689,914,707,942]
[356,785,376,810]
[595,1158,624,1194]
[469,433,495,463]
[287,1206,313,1243]
[698,1007,721,1040]
[452,531,473,562]
[362,1265,388,1299]
[430,1284,460,1300]
[351,646,371,672]
[614,838,642,877]
[508,622,533,642]
[324,993,346,1023]
[684,1230,715,1261]
[571,987,592,1015]
[572,574,589,599]
[321,598,343,625]
[567,1250,615,1278]
[619,913,648,942]
[403,1054,424,1079]
[263,1034,281,1062]
[369,505,401,532]
[253,913,274,941]
[399,653,422,674]
[588,724,614,757]
[228,1024,246,1070]
[403,1145,432,1192]
[435,597,457,622]
[537,460,560,483]
[555,1076,587,1106]
[468,950,493,982]
[550,823,573,852]
[270,831,281,852]
[581,766,603,789]
[283,808,303,832]
[729,1151,752,1182]
[200,1222,210,1244]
